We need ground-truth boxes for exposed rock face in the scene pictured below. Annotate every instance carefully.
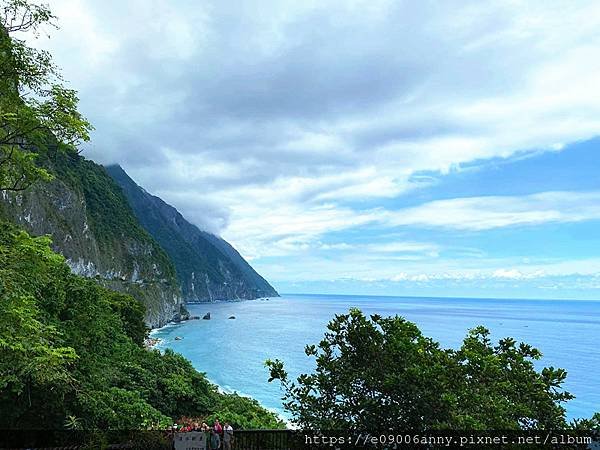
[0,155,183,328]
[106,164,279,302]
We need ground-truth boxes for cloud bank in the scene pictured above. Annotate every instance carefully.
[33,0,600,293]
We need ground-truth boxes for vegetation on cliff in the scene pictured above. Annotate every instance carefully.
[53,154,175,276]
[107,164,279,302]
[0,0,282,430]
[0,136,184,327]
[0,221,283,429]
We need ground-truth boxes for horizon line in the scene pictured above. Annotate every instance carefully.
[278,292,600,302]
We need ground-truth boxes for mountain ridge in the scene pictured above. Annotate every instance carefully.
[106,164,279,302]
[0,152,184,327]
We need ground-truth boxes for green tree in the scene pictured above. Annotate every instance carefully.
[0,221,282,430]
[1,0,92,191]
[267,309,576,430]
[0,228,78,427]
[0,0,281,434]
[206,394,285,429]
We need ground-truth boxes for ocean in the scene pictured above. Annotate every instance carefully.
[153,293,600,421]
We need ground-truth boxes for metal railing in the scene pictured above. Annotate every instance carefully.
[230,430,293,450]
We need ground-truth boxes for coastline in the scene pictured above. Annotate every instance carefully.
[147,296,274,343]
[146,298,291,425]
[146,293,598,420]
[145,320,181,348]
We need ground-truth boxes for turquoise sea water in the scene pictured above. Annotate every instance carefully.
[154,294,600,421]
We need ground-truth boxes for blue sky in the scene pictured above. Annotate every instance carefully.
[37,0,600,299]
[269,141,600,299]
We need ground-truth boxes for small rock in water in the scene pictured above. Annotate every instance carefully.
[202,312,211,320]
[175,336,183,340]
[228,316,236,319]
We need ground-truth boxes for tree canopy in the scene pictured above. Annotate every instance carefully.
[1,0,92,191]
[267,309,596,431]
[0,220,283,430]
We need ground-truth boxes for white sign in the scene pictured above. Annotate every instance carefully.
[174,431,207,450]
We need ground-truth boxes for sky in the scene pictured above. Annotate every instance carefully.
[32,0,600,299]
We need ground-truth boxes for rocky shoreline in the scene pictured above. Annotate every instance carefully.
[144,296,272,350]
[144,336,162,349]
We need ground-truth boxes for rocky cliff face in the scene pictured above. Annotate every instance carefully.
[106,164,279,302]
[0,154,183,328]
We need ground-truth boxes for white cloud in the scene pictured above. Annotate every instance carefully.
[31,0,600,289]
[222,202,381,259]
[39,1,600,197]
[221,190,600,260]
[318,242,354,251]
[491,269,546,280]
[366,242,440,256]
[384,191,600,231]
[258,254,600,284]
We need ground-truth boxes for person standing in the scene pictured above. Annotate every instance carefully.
[223,423,233,450]
[210,427,221,450]
[213,418,223,435]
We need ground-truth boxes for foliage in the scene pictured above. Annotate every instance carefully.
[267,309,591,431]
[206,394,285,429]
[106,290,146,346]
[0,0,92,191]
[40,151,179,287]
[0,231,77,400]
[0,221,283,429]
[105,167,227,284]
[0,0,282,434]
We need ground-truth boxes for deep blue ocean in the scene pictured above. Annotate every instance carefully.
[153,293,600,421]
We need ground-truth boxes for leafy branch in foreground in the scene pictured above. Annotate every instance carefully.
[1,0,54,34]
[1,0,92,191]
[267,308,592,431]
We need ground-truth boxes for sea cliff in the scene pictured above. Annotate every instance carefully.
[106,164,279,302]
[0,153,183,327]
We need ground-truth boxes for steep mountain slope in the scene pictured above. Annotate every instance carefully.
[0,152,184,327]
[106,164,279,302]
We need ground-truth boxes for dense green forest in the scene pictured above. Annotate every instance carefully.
[0,215,282,429]
[0,0,282,431]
